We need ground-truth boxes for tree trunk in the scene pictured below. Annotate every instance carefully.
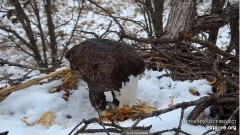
[208,0,226,44]
[12,0,44,67]
[32,0,48,67]
[147,0,164,38]
[44,0,58,67]
[162,0,195,39]
[226,16,239,55]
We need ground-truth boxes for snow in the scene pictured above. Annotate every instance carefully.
[216,25,231,51]
[0,69,213,135]
[0,0,233,134]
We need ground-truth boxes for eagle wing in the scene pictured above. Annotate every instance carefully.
[66,39,145,92]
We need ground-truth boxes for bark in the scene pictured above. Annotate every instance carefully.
[44,0,58,67]
[208,0,226,44]
[32,0,48,67]
[135,0,153,37]
[192,3,238,36]
[162,0,195,39]
[226,14,239,55]
[147,0,164,37]
[10,1,43,66]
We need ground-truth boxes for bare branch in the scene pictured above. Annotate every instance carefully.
[59,0,85,62]
[193,3,239,35]
[69,95,237,134]
[0,59,54,72]
[0,26,32,49]
[87,0,125,36]
[175,108,185,135]
[99,21,112,39]
[78,30,99,38]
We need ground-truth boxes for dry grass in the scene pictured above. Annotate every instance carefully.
[100,101,157,121]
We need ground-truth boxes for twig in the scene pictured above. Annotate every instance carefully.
[151,45,183,66]
[78,30,99,38]
[76,128,121,134]
[0,74,13,81]
[151,127,191,135]
[201,129,215,135]
[175,108,185,135]
[87,0,125,35]
[99,21,112,39]
[173,128,191,135]
[7,68,40,86]
[129,118,142,129]
[69,95,238,135]
[96,111,110,135]
[69,96,215,135]
[70,117,122,135]
[68,120,85,135]
[59,0,85,62]
[0,59,54,72]
[224,106,239,127]
[132,96,215,120]
[0,68,70,101]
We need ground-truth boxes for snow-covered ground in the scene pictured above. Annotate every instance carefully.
[0,0,236,134]
[0,69,213,135]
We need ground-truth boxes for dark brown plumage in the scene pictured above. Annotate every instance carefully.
[65,39,145,110]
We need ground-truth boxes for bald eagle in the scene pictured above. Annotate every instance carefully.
[65,39,145,112]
